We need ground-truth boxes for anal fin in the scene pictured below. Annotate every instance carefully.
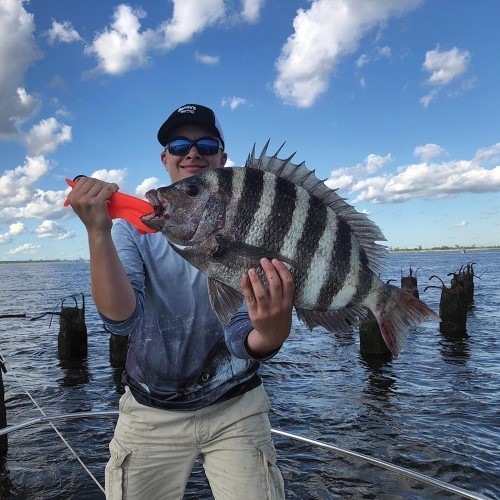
[296,306,367,335]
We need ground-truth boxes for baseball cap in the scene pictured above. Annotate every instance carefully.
[157,104,225,150]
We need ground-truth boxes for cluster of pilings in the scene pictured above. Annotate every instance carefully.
[425,262,479,335]
[360,263,481,358]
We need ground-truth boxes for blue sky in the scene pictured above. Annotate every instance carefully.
[1,0,499,261]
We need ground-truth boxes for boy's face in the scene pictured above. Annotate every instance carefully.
[161,124,227,183]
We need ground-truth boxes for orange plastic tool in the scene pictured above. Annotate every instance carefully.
[64,178,156,234]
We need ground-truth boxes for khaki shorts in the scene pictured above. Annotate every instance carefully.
[105,384,284,500]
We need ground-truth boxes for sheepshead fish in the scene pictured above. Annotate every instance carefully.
[142,143,439,357]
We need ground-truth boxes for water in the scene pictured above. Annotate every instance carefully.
[0,251,498,499]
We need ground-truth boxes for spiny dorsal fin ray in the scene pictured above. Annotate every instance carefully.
[244,141,387,275]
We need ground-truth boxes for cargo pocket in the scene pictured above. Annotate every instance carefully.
[105,437,133,500]
[251,437,285,500]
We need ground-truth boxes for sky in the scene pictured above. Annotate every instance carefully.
[1,0,499,261]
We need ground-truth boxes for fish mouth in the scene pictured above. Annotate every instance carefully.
[140,190,170,229]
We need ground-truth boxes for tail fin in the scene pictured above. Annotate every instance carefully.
[365,283,440,357]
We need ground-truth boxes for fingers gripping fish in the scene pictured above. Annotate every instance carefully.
[141,142,440,357]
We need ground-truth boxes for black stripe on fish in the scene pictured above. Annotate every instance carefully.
[294,194,328,294]
[233,169,265,244]
[260,176,297,253]
[317,216,352,308]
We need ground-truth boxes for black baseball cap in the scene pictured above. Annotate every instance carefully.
[157,104,225,150]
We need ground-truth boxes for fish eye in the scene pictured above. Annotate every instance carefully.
[185,184,199,197]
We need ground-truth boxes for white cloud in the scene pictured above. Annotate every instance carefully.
[376,45,391,58]
[419,88,439,108]
[46,20,83,45]
[224,157,236,168]
[0,156,51,207]
[83,1,264,77]
[420,46,472,107]
[16,189,69,220]
[455,220,468,228]
[84,5,156,76]
[159,0,225,50]
[473,143,500,165]
[273,0,422,107]
[8,243,41,255]
[423,46,470,86]
[413,143,446,162]
[0,0,42,136]
[328,143,500,204]
[221,97,248,109]
[356,54,370,67]
[0,221,26,244]
[240,0,265,23]
[195,51,220,65]
[23,117,72,156]
[135,177,159,197]
[326,153,392,192]
[0,154,72,224]
[365,153,392,174]
[90,169,128,186]
[8,221,25,236]
[34,220,74,240]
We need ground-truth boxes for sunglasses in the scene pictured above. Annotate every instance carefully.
[167,137,221,156]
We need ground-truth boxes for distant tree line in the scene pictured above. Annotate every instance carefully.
[389,244,500,252]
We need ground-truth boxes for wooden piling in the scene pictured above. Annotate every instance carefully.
[359,311,392,357]
[439,280,468,334]
[109,333,128,368]
[401,266,419,298]
[0,360,7,453]
[58,294,87,359]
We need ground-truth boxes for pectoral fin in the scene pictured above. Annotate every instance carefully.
[210,235,297,267]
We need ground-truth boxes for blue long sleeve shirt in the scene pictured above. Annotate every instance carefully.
[100,219,268,410]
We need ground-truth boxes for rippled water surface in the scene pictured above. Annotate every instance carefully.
[0,251,498,499]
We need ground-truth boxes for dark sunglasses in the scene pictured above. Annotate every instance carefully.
[167,137,221,156]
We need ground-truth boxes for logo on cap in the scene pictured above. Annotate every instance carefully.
[177,105,196,115]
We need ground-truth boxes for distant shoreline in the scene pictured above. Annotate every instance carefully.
[0,259,90,265]
[1,247,499,264]
[389,247,500,254]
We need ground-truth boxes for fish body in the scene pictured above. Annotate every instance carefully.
[142,143,439,356]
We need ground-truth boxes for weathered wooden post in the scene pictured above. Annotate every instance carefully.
[359,279,395,358]
[426,275,467,334]
[58,294,88,359]
[359,310,392,357]
[109,333,128,368]
[0,356,7,453]
[401,266,419,298]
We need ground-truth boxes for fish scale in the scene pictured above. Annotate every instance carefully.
[142,142,440,357]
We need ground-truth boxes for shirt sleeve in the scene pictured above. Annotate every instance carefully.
[224,302,280,362]
[98,220,146,336]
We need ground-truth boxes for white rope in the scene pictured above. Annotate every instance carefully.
[2,357,105,495]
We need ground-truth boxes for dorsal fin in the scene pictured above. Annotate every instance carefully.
[244,141,387,275]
